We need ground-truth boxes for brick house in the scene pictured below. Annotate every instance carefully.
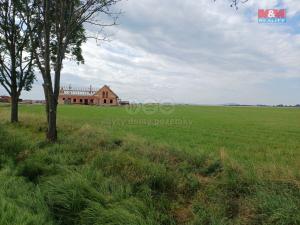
[58,85,119,106]
[0,96,11,103]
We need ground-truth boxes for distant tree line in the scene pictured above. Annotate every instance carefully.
[276,104,300,108]
[225,104,300,107]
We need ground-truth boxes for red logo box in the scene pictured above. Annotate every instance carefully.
[258,9,286,23]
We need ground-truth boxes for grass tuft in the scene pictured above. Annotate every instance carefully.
[0,104,300,225]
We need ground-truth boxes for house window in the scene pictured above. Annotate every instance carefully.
[102,91,105,98]
[91,99,94,104]
[80,99,83,103]
[104,99,107,104]
[73,99,76,103]
[106,92,108,98]
[63,98,65,100]
[110,99,113,104]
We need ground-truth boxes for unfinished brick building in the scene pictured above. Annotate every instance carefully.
[58,85,119,106]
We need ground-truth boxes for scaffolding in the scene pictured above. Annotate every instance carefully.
[60,85,98,96]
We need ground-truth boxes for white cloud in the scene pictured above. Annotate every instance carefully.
[4,0,298,104]
[283,0,300,16]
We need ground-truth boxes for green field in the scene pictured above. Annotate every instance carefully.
[0,104,300,224]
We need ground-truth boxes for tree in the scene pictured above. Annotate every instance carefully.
[214,0,248,9]
[24,0,120,142]
[0,0,35,123]
[229,0,248,9]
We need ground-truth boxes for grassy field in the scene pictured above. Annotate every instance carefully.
[0,103,300,225]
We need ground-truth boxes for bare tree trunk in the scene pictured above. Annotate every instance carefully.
[10,91,18,123]
[43,0,58,142]
[47,94,57,142]
[10,3,17,123]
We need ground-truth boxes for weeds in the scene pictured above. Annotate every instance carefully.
[0,105,300,224]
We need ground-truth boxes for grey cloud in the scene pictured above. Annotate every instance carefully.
[10,0,300,105]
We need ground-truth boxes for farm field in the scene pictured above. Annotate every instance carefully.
[18,104,300,178]
[0,103,300,225]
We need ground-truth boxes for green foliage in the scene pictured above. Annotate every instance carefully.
[0,0,35,94]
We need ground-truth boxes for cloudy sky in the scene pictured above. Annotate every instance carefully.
[1,0,300,105]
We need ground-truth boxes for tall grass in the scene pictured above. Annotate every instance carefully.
[0,104,300,224]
